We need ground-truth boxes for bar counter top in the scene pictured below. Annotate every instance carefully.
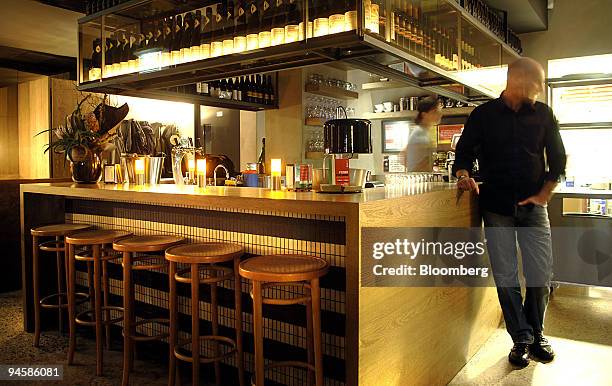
[21,182,462,216]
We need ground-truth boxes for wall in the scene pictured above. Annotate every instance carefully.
[0,0,80,58]
[18,76,50,179]
[520,0,612,73]
[0,85,19,179]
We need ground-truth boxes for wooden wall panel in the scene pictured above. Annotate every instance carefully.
[0,85,19,178]
[18,77,50,179]
[358,190,502,386]
[264,69,303,170]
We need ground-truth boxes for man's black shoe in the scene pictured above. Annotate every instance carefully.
[508,343,530,367]
[530,334,555,362]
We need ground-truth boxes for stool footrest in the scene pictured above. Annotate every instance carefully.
[174,336,237,364]
[40,292,89,309]
[125,318,170,342]
[249,282,312,306]
[38,240,65,252]
[75,248,121,262]
[75,306,124,326]
[175,265,233,285]
[124,255,167,271]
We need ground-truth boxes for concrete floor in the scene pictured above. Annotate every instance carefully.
[450,287,612,386]
[1,288,610,386]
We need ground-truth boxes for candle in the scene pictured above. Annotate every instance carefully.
[197,158,207,188]
[135,158,145,185]
[271,158,282,177]
[247,34,259,51]
[271,28,285,46]
[271,158,282,191]
[234,36,247,53]
[188,159,196,182]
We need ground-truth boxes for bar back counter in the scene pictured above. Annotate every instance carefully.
[20,182,500,386]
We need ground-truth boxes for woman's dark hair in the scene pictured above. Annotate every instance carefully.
[415,96,440,125]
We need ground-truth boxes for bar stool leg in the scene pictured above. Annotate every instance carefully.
[33,235,41,347]
[87,261,95,315]
[56,236,64,335]
[306,298,314,386]
[168,262,177,386]
[211,269,221,386]
[310,278,323,386]
[67,242,77,365]
[233,257,245,386]
[93,245,104,376]
[102,260,111,349]
[252,281,264,386]
[122,251,133,386]
[191,264,200,386]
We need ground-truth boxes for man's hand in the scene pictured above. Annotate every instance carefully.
[457,175,479,194]
[518,181,558,207]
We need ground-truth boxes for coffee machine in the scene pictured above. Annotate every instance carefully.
[321,107,372,193]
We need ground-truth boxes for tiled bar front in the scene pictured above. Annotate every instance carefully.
[65,197,348,386]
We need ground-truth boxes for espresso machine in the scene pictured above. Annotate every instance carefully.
[321,107,372,193]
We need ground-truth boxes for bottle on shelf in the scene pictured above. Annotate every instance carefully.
[224,1,235,55]
[285,0,300,42]
[270,0,285,46]
[89,38,102,81]
[329,0,345,35]
[234,0,248,52]
[311,0,329,38]
[259,0,273,48]
[246,0,260,50]
[171,15,183,64]
[191,10,202,60]
[257,137,266,174]
[180,12,193,62]
[162,17,173,66]
[212,2,225,57]
[267,74,275,105]
[201,7,213,58]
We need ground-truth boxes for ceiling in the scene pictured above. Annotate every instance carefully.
[36,0,86,14]
[0,68,43,88]
[486,0,549,33]
[0,45,76,80]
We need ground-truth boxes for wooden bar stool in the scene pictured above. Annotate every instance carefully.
[31,223,91,347]
[165,242,245,386]
[113,235,186,386]
[65,229,132,376]
[239,255,329,386]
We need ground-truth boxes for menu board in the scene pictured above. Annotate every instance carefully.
[437,124,464,145]
[382,120,411,153]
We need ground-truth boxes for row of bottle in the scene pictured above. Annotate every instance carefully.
[377,0,481,71]
[85,0,127,15]
[461,0,505,43]
[195,74,276,105]
[87,0,364,81]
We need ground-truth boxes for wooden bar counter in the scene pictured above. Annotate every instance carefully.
[20,182,500,386]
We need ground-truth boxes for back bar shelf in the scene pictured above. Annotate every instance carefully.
[78,0,521,105]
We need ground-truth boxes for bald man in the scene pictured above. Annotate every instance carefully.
[453,58,566,367]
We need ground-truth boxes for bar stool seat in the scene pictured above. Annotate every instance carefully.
[65,229,133,377]
[30,223,92,347]
[114,235,185,386]
[239,254,329,386]
[165,242,245,386]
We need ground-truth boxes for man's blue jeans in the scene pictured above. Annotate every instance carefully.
[483,204,554,344]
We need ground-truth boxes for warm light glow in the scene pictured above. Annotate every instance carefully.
[191,45,201,61]
[223,39,234,55]
[138,51,162,72]
[171,50,182,65]
[120,62,129,75]
[548,54,612,78]
[298,22,313,40]
[128,59,137,73]
[108,95,194,132]
[329,14,345,34]
[271,28,285,46]
[211,41,223,57]
[135,159,145,174]
[234,36,247,53]
[369,4,380,34]
[181,47,192,62]
[314,18,329,37]
[188,159,195,174]
[88,68,101,81]
[344,11,358,31]
[285,25,299,43]
[271,158,282,176]
[247,34,259,50]
[552,84,612,124]
[197,159,206,176]
[258,31,271,48]
[454,65,508,98]
[161,52,172,67]
[561,129,612,183]
[200,43,211,59]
